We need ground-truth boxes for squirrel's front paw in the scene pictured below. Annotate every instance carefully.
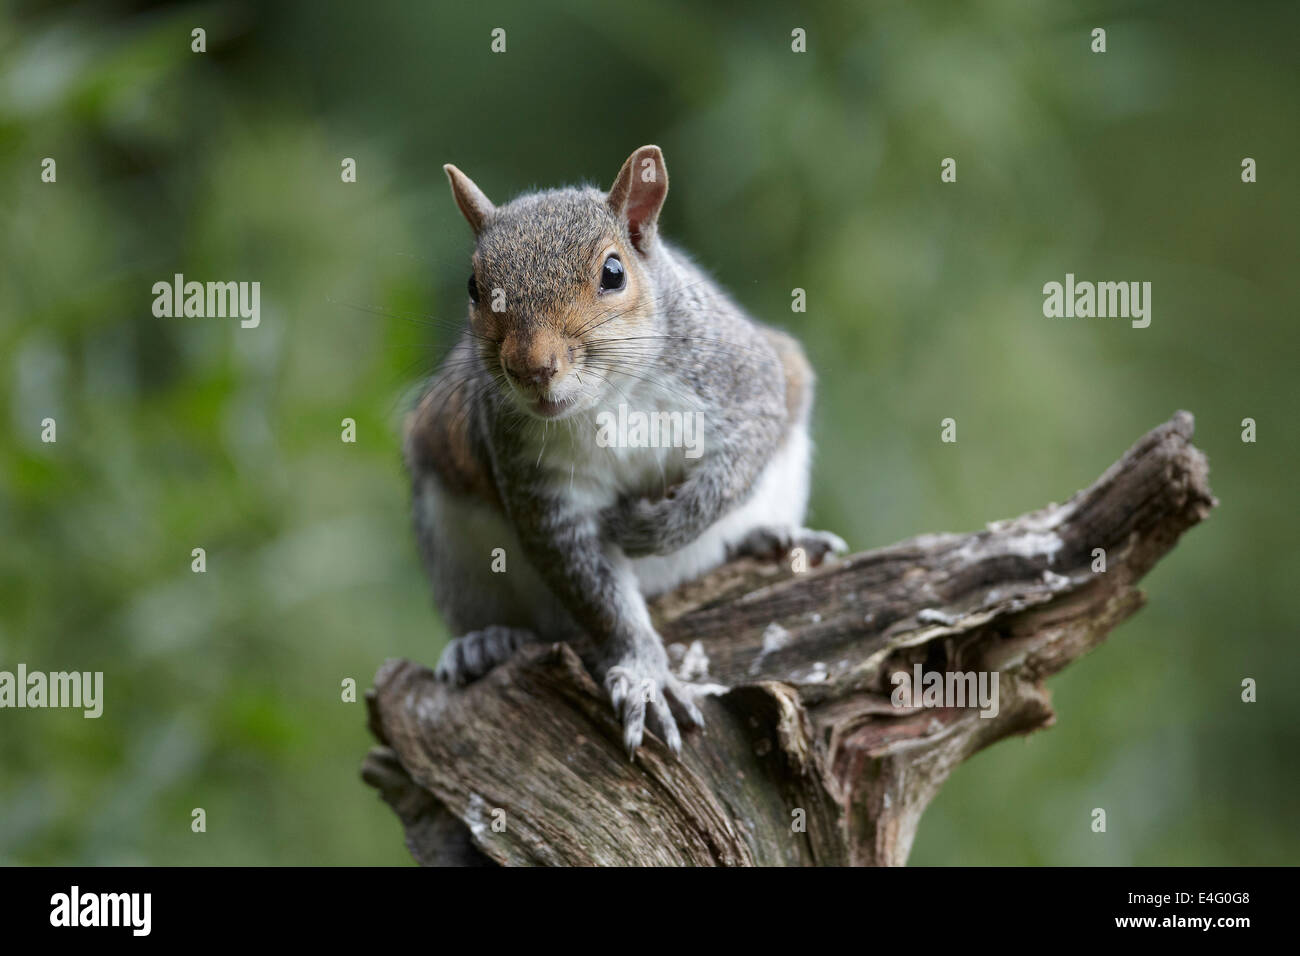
[730,526,849,566]
[603,653,704,758]
[435,626,537,685]
[602,496,672,557]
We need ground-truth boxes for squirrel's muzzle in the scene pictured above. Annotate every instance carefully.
[501,332,570,393]
[503,355,557,389]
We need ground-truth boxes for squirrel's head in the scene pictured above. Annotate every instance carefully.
[444,145,670,421]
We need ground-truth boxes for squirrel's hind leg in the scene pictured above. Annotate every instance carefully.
[435,626,540,685]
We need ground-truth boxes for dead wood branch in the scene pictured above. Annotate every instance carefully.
[363,412,1215,866]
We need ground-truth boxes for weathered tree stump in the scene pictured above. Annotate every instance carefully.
[362,412,1215,865]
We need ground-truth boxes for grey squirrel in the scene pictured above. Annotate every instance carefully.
[404,145,846,756]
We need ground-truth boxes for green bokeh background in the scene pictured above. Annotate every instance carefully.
[1,0,1295,865]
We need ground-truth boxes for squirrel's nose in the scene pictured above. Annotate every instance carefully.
[505,354,558,389]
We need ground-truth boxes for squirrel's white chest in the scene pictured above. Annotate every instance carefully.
[530,401,812,596]
[422,405,811,628]
[630,424,811,595]
[533,400,698,511]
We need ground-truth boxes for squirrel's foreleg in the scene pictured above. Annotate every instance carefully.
[506,485,704,755]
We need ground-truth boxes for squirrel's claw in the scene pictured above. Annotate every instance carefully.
[669,686,706,731]
[730,525,848,567]
[648,692,683,755]
[605,663,697,758]
[605,666,652,757]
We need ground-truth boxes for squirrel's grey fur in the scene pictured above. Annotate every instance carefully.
[404,146,845,756]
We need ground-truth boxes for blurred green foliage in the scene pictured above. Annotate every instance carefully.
[1,0,1296,865]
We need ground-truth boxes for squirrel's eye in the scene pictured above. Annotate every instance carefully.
[599,255,626,292]
[467,273,480,304]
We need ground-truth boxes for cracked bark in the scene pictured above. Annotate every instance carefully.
[361,411,1215,866]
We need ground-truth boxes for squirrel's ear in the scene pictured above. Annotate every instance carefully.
[607,145,668,253]
[444,164,495,235]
